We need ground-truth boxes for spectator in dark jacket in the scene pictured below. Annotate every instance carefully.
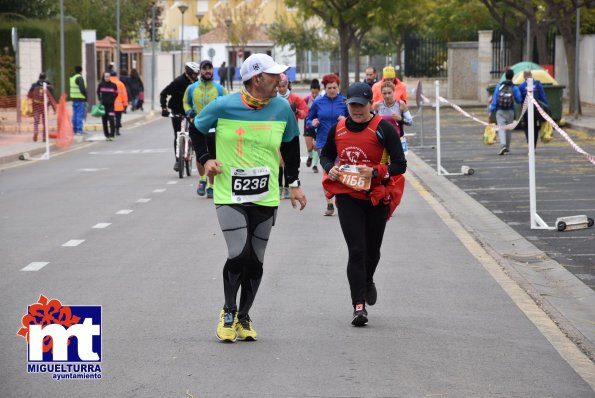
[129,68,144,111]
[97,71,118,140]
[218,62,227,87]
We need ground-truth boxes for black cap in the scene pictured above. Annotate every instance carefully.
[200,60,213,69]
[346,82,373,105]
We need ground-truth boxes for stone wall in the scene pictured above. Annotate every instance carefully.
[18,39,42,96]
[447,42,478,100]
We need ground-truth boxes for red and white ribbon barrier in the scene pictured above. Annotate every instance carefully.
[424,91,595,166]
[531,96,595,166]
[420,93,528,131]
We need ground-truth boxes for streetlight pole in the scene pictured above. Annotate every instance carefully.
[151,6,156,111]
[60,0,65,95]
[225,18,232,91]
[196,0,208,63]
[574,6,581,118]
[117,0,120,73]
[177,2,188,74]
[196,13,204,63]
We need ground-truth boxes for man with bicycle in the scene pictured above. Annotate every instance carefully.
[183,60,227,198]
[190,53,307,342]
[160,62,200,172]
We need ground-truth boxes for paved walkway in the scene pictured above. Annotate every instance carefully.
[0,109,158,165]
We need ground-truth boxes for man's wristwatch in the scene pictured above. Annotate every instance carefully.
[288,179,301,188]
[372,168,378,178]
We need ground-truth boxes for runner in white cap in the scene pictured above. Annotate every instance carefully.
[190,53,307,342]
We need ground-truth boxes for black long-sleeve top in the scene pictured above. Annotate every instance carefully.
[160,74,193,113]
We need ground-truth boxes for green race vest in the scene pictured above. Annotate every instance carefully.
[215,118,286,206]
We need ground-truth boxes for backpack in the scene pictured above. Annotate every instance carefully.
[496,83,514,110]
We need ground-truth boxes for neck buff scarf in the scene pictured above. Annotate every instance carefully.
[278,89,291,99]
[240,86,271,109]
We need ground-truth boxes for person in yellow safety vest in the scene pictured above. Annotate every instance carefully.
[183,60,227,198]
[69,66,87,135]
[109,70,129,136]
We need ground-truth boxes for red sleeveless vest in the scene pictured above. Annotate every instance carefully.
[323,115,386,201]
[334,114,385,168]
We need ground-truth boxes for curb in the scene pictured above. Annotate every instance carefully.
[0,112,158,166]
[406,150,595,361]
[565,119,595,135]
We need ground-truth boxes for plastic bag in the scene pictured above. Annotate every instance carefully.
[21,98,32,117]
[540,122,553,143]
[91,104,105,117]
[483,125,496,145]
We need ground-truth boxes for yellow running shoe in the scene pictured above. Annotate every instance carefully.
[216,309,237,342]
[236,314,257,341]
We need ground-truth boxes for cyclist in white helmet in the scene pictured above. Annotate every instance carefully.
[160,62,200,172]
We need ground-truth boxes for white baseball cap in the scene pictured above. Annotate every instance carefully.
[240,53,289,82]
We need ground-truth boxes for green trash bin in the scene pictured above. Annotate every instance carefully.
[486,83,565,122]
[543,84,565,122]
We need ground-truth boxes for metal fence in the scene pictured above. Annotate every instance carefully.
[491,32,511,79]
[404,32,447,78]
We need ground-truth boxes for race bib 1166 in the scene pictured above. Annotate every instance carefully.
[338,164,371,191]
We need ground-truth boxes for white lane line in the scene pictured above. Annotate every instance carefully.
[22,262,49,271]
[77,168,109,172]
[153,189,166,193]
[167,181,178,185]
[93,223,111,229]
[62,240,85,247]
[116,209,133,215]
[137,198,151,203]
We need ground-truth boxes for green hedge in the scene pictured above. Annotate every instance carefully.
[0,18,82,95]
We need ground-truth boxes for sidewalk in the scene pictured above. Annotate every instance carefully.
[0,109,158,165]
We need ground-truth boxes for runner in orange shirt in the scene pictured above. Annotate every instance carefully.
[110,71,129,137]
[372,66,408,104]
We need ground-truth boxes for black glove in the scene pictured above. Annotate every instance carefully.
[122,107,127,114]
[161,108,169,117]
[290,102,297,113]
[186,109,197,119]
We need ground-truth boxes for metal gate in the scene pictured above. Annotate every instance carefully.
[491,32,510,79]
[404,32,447,77]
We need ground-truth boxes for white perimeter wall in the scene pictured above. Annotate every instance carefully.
[555,34,595,105]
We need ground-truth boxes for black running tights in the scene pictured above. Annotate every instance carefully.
[336,194,388,305]
[216,204,276,318]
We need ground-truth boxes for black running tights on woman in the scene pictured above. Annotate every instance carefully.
[335,194,388,305]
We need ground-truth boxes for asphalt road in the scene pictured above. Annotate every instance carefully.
[407,106,595,291]
[1,116,594,397]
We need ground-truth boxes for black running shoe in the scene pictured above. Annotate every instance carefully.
[351,303,368,326]
[366,282,377,306]
[306,157,312,167]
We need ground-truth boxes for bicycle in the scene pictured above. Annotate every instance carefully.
[170,114,193,178]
